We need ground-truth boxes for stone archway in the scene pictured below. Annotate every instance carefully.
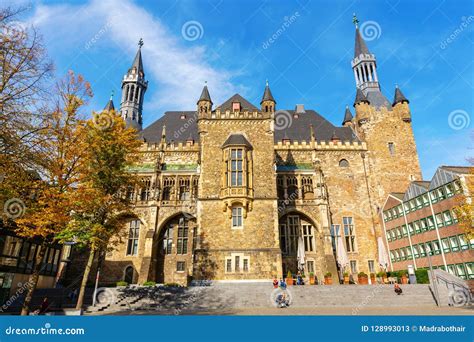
[278,211,323,279]
[154,213,196,285]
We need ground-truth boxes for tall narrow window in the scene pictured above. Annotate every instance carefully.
[302,223,314,252]
[243,258,249,272]
[388,142,395,156]
[368,260,375,273]
[177,218,188,254]
[230,149,243,186]
[235,256,240,272]
[179,178,190,200]
[127,220,140,256]
[163,224,173,254]
[350,260,357,274]
[140,178,151,201]
[343,217,356,252]
[232,207,243,228]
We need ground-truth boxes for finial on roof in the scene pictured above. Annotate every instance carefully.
[110,89,114,100]
[352,13,359,28]
[266,79,269,87]
[138,38,144,48]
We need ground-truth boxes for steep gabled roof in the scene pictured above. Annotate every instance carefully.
[103,98,115,111]
[140,111,198,143]
[261,83,276,104]
[216,94,258,112]
[342,106,353,125]
[131,46,144,76]
[354,88,370,106]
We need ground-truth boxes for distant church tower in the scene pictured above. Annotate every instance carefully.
[120,39,147,131]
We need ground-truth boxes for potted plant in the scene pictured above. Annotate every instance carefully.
[377,271,387,284]
[400,271,409,284]
[370,273,376,284]
[286,271,293,286]
[309,272,315,285]
[324,272,332,285]
[116,281,128,287]
[358,272,369,285]
[343,271,350,284]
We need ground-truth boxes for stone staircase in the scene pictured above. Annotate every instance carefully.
[84,282,438,314]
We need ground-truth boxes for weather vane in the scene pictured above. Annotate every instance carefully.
[110,90,114,100]
[138,38,144,48]
[352,13,359,28]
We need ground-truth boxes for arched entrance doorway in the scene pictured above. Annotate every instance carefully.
[279,212,318,278]
[155,214,196,284]
[124,265,134,284]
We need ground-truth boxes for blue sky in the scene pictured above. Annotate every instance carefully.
[12,0,474,179]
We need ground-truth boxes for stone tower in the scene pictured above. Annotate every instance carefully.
[261,80,276,113]
[350,17,422,214]
[120,39,148,131]
[197,82,213,118]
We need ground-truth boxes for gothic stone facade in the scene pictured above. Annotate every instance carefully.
[99,27,422,285]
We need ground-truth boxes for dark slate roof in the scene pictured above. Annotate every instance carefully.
[354,28,370,58]
[131,47,144,75]
[216,94,258,112]
[392,86,409,106]
[141,108,359,144]
[198,85,212,104]
[222,134,253,149]
[274,110,359,143]
[103,98,115,111]
[342,106,353,125]
[353,88,369,106]
[140,111,198,143]
[261,84,276,104]
[366,90,392,109]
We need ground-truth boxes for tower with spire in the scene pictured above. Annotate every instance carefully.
[197,82,212,118]
[120,38,148,131]
[351,14,379,94]
[261,80,276,113]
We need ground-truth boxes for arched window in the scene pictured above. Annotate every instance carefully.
[339,159,349,168]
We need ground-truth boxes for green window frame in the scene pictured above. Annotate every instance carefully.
[455,264,467,280]
[427,216,435,230]
[445,183,455,197]
[432,240,441,255]
[386,230,392,242]
[413,245,420,258]
[422,194,430,207]
[449,236,460,252]
[441,238,450,253]
[443,211,453,225]
[430,190,438,203]
[415,196,423,209]
[419,243,427,257]
[466,263,474,279]
[408,222,415,235]
[414,220,422,234]
[435,213,444,228]
[458,234,469,250]
[402,225,408,237]
[405,247,412,260]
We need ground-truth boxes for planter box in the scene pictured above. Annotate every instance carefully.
[358,276,369,285]
[286,278,293,286]
[343,276,350,284]
[309,277,315,285]
[324,276,332,285]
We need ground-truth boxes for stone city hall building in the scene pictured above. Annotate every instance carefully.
[96,25,424,286]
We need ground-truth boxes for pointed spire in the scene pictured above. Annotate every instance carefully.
[197,82,212,104]
[392,84,409,106]
[131,38,144,76]
[260,80,276,104]
[353,88,370,107]
[342,105,353,125]
[103,90,115,111]
[354,27,370,58]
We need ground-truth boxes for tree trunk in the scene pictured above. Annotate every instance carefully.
[75,248,96,310]
[21,241,48,316]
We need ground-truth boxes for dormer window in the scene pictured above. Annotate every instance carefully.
[180,114,186,120]
[232,102,240,112]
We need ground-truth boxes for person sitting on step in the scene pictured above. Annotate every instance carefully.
[394,283,403,295]
[273,277,279,288]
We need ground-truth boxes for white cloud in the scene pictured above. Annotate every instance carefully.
[27,0,241,122]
